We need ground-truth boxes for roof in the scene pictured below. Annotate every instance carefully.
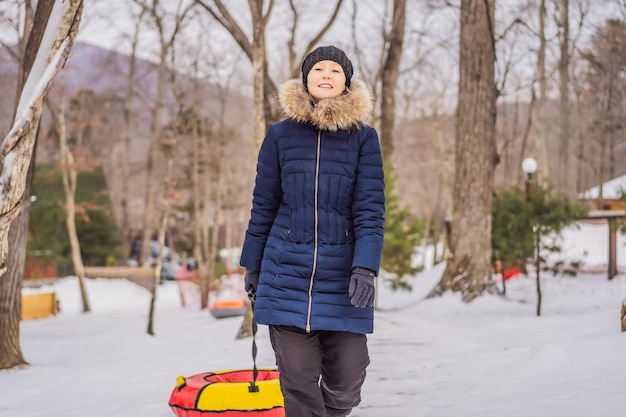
[579,174,626,200]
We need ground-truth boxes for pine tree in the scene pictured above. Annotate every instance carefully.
[380,162,423,290]
[491,185,589,275]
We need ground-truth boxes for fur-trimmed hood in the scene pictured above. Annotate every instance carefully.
[278,79,373,132]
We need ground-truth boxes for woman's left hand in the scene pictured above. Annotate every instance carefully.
[349,267,376,308]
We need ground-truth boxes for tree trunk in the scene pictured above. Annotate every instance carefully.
[55,93,91,313]
[147,159,173,336]
[0,0,40,371]
[557,0,570,193]
[191,114,207,308]
[0,0,84,371]
[432,0,497,301]
[379,0,406,159]
[199,162,212,308]
[135,0,193,265]
[47,84,91,313]
[432,114,450,264]
[0,142,35,369]
[250,2,267,151]
[535,0,550,181]
[139,50,167,265]
[239,0,270,338]
[202,132,228,309]
[535,227,542,316]
[120,9,144,255]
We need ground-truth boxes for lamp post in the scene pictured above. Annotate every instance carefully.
[522,157,537,199]
[522,157,542,316]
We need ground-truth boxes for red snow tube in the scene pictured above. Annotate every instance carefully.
[209,299,248,319]
[169,369,284,417]
[504,267,521,280]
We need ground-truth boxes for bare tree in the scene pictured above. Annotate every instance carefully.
[0,0,83,371]
[46,83,91,313]
[199,82,236,310]
[579,19,626,205]
[389,4,458,257]
[536,0,551,180]
[284,0,345,79]
[0,0,37,373]
[430,0,498,301]
[119,6,146,255]
[379,0,406,159]
[556,0,571,193]
[194,0,344,147]
[145,44,189,334]
[147,158,173,335]
[131,0,194,266]
[195,0,345,338]
[168,35,232,310]
[195,0,274,150]
[496,0,549,185]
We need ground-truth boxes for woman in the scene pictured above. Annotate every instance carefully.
[240,45,385,417]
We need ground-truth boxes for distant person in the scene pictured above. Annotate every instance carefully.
[129,235,141,261]
[240,45,385,417]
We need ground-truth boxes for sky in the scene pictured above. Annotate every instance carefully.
[2,223,626,417]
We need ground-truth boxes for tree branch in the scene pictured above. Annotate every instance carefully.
[195,0,253,60]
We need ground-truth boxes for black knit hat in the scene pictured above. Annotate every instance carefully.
[301,45,353,90]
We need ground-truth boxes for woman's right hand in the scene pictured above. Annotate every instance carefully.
[244,270,260,301]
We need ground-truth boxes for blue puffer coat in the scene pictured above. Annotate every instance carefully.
[240,79,385,334]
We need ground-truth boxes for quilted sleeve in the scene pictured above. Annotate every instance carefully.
[240,126,282,271]
[351,126,385,274]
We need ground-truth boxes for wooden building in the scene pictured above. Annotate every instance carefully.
[579,174,626,211]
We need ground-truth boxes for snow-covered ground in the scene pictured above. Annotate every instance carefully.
[2,223,626,417]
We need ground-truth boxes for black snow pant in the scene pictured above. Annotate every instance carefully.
[269,325,370,417]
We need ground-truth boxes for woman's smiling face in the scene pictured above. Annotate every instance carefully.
[306,60,347,100]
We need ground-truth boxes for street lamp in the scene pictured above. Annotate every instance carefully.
[522,157,542,316]
[522,157,537,198]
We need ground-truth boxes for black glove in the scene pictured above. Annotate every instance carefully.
[349,267,376,308]
[244,270,259,302]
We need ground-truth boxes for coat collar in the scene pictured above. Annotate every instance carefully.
[278,79,373,132]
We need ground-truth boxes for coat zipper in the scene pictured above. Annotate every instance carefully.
[306,130,322,333]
